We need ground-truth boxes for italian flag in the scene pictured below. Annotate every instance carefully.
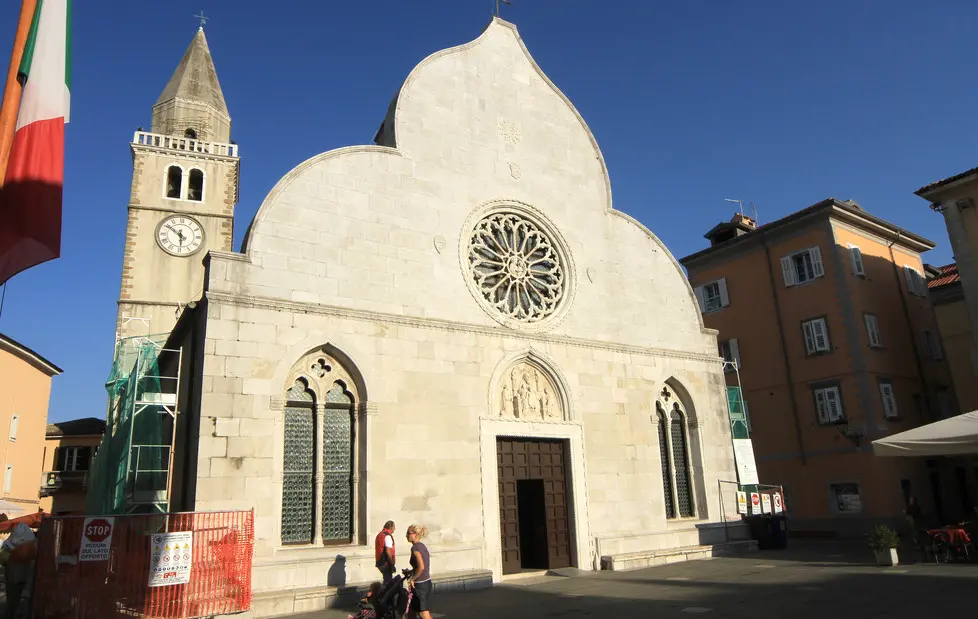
[0,0,71,284]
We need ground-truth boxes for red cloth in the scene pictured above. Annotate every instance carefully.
[374,528,395,565]
[927,527,971,545]
[0,511,44,533]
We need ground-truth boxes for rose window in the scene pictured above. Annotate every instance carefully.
[467,212,566,323]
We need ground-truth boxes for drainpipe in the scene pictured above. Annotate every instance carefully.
[760,231,808,464]
[886,233,933,421]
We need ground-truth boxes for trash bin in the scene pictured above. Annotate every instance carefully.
[745,515,775,549]
[746,514,788,550]
[772,514,788,549]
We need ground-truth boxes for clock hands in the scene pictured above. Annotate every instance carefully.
[165,224,188,246]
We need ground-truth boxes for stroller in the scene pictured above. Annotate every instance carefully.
[349,568,415,619]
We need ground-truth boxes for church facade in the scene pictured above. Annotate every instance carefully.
[124,18,741,618]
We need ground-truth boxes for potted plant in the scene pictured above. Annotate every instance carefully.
[868,524,900,566]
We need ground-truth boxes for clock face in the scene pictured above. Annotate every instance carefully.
[156,215,204,256]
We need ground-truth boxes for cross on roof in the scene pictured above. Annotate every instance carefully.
[194,10,208,29]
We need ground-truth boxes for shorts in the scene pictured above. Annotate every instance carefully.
[410,579,433,612]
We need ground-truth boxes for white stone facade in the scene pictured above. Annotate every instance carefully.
[191,19,736,617]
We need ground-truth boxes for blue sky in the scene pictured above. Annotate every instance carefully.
[1,1,975,422]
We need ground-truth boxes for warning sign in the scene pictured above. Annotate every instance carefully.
[148,531,194,587]
[750,492,761,515]
[773,493,784,514]
[736,491,748,515]
[79,517,114,562]
[761,494,772,514]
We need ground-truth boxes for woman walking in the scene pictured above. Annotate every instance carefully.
[405,525,433,619]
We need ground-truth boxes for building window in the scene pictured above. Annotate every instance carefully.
[656,398,697,520]
[3,465,11,494]
[802,317,831,354]
[165,165,183,199]
[780,246,824,287]
[184,128,197,140]
[187,168,204,201]
[59,447,92,472]
[8,415,17,442]
[864,314,882,348]
[830,482,862,513]
[281,366,356,546]
[814,385,844,425]
[847,244,865,276]
[903,266,928,297]
[670,406,695,518]
[694,278,729,313]
[879,381,898,419]
[922,330,943,360]
[719,338,741,371]
[656,406,674,520]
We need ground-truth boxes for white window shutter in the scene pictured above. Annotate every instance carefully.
[694,286,706,312]
[903,266,916,295]
[815,389,830,424]
[813,318,829,351]
[848,245,865,275]
[730,338,741,369]
[921,330,933,358]
[718,278,730,307]
[803,321,816,354]
[879,383,897,419]
[809,246,825,278]
[826,387,843,422]
[917,271,927,296]
[864,315,880,347]
[8,416,18,441]
[781,256,796,287]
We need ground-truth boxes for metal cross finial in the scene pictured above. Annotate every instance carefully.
[194,10,208,29]
[494,0,512,17]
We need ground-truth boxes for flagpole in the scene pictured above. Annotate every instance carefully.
[0,0,38,186]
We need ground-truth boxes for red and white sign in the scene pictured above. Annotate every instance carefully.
[148,531,194,587]
[79,517,114,562]
[750,492,761,515]
[773,493,784,514]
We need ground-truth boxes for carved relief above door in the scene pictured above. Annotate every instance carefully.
[497,361,565,421]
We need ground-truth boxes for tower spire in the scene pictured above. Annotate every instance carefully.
[151,28,230,143]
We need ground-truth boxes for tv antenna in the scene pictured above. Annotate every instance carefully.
[724,198,744,215]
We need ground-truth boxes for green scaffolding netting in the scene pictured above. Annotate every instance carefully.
[87,335,170,515]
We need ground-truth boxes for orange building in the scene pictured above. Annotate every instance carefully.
[39,418,106,515]
[0,332,62,518]
[680,199,970,534]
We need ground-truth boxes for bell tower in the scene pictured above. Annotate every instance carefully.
[116,27,239,340]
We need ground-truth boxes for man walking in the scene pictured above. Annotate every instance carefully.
[374,520,396,583]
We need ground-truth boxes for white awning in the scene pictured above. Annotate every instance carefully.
[0,500,26,516]
[872,411,978,457]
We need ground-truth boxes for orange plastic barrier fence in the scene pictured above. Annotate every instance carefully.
[31,510,254,619]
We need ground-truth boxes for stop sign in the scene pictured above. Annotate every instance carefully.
[85,518,113,543]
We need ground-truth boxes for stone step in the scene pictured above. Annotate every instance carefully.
[599,539,758,571]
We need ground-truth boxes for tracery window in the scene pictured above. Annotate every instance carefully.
[656,397,696,519]
[280,366,357,546]
[466,210,567,324]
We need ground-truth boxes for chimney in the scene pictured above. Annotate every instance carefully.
[705,212,757,247]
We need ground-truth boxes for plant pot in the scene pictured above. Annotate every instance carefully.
[873,548,899,566]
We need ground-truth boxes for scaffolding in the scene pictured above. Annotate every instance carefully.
[88,331,183,515]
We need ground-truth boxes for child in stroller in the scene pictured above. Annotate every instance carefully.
[348,569,414,619]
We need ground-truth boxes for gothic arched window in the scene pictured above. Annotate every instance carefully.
[322,382,354,544]
[670,404,695,518]
[187,168,204,201]
[281,378,315,544]
[656,403,675,519]
[280,356,358,547]
[656,397,697,520]
[165,166,182,199]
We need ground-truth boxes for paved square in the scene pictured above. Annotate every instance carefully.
[293,543,978,618]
